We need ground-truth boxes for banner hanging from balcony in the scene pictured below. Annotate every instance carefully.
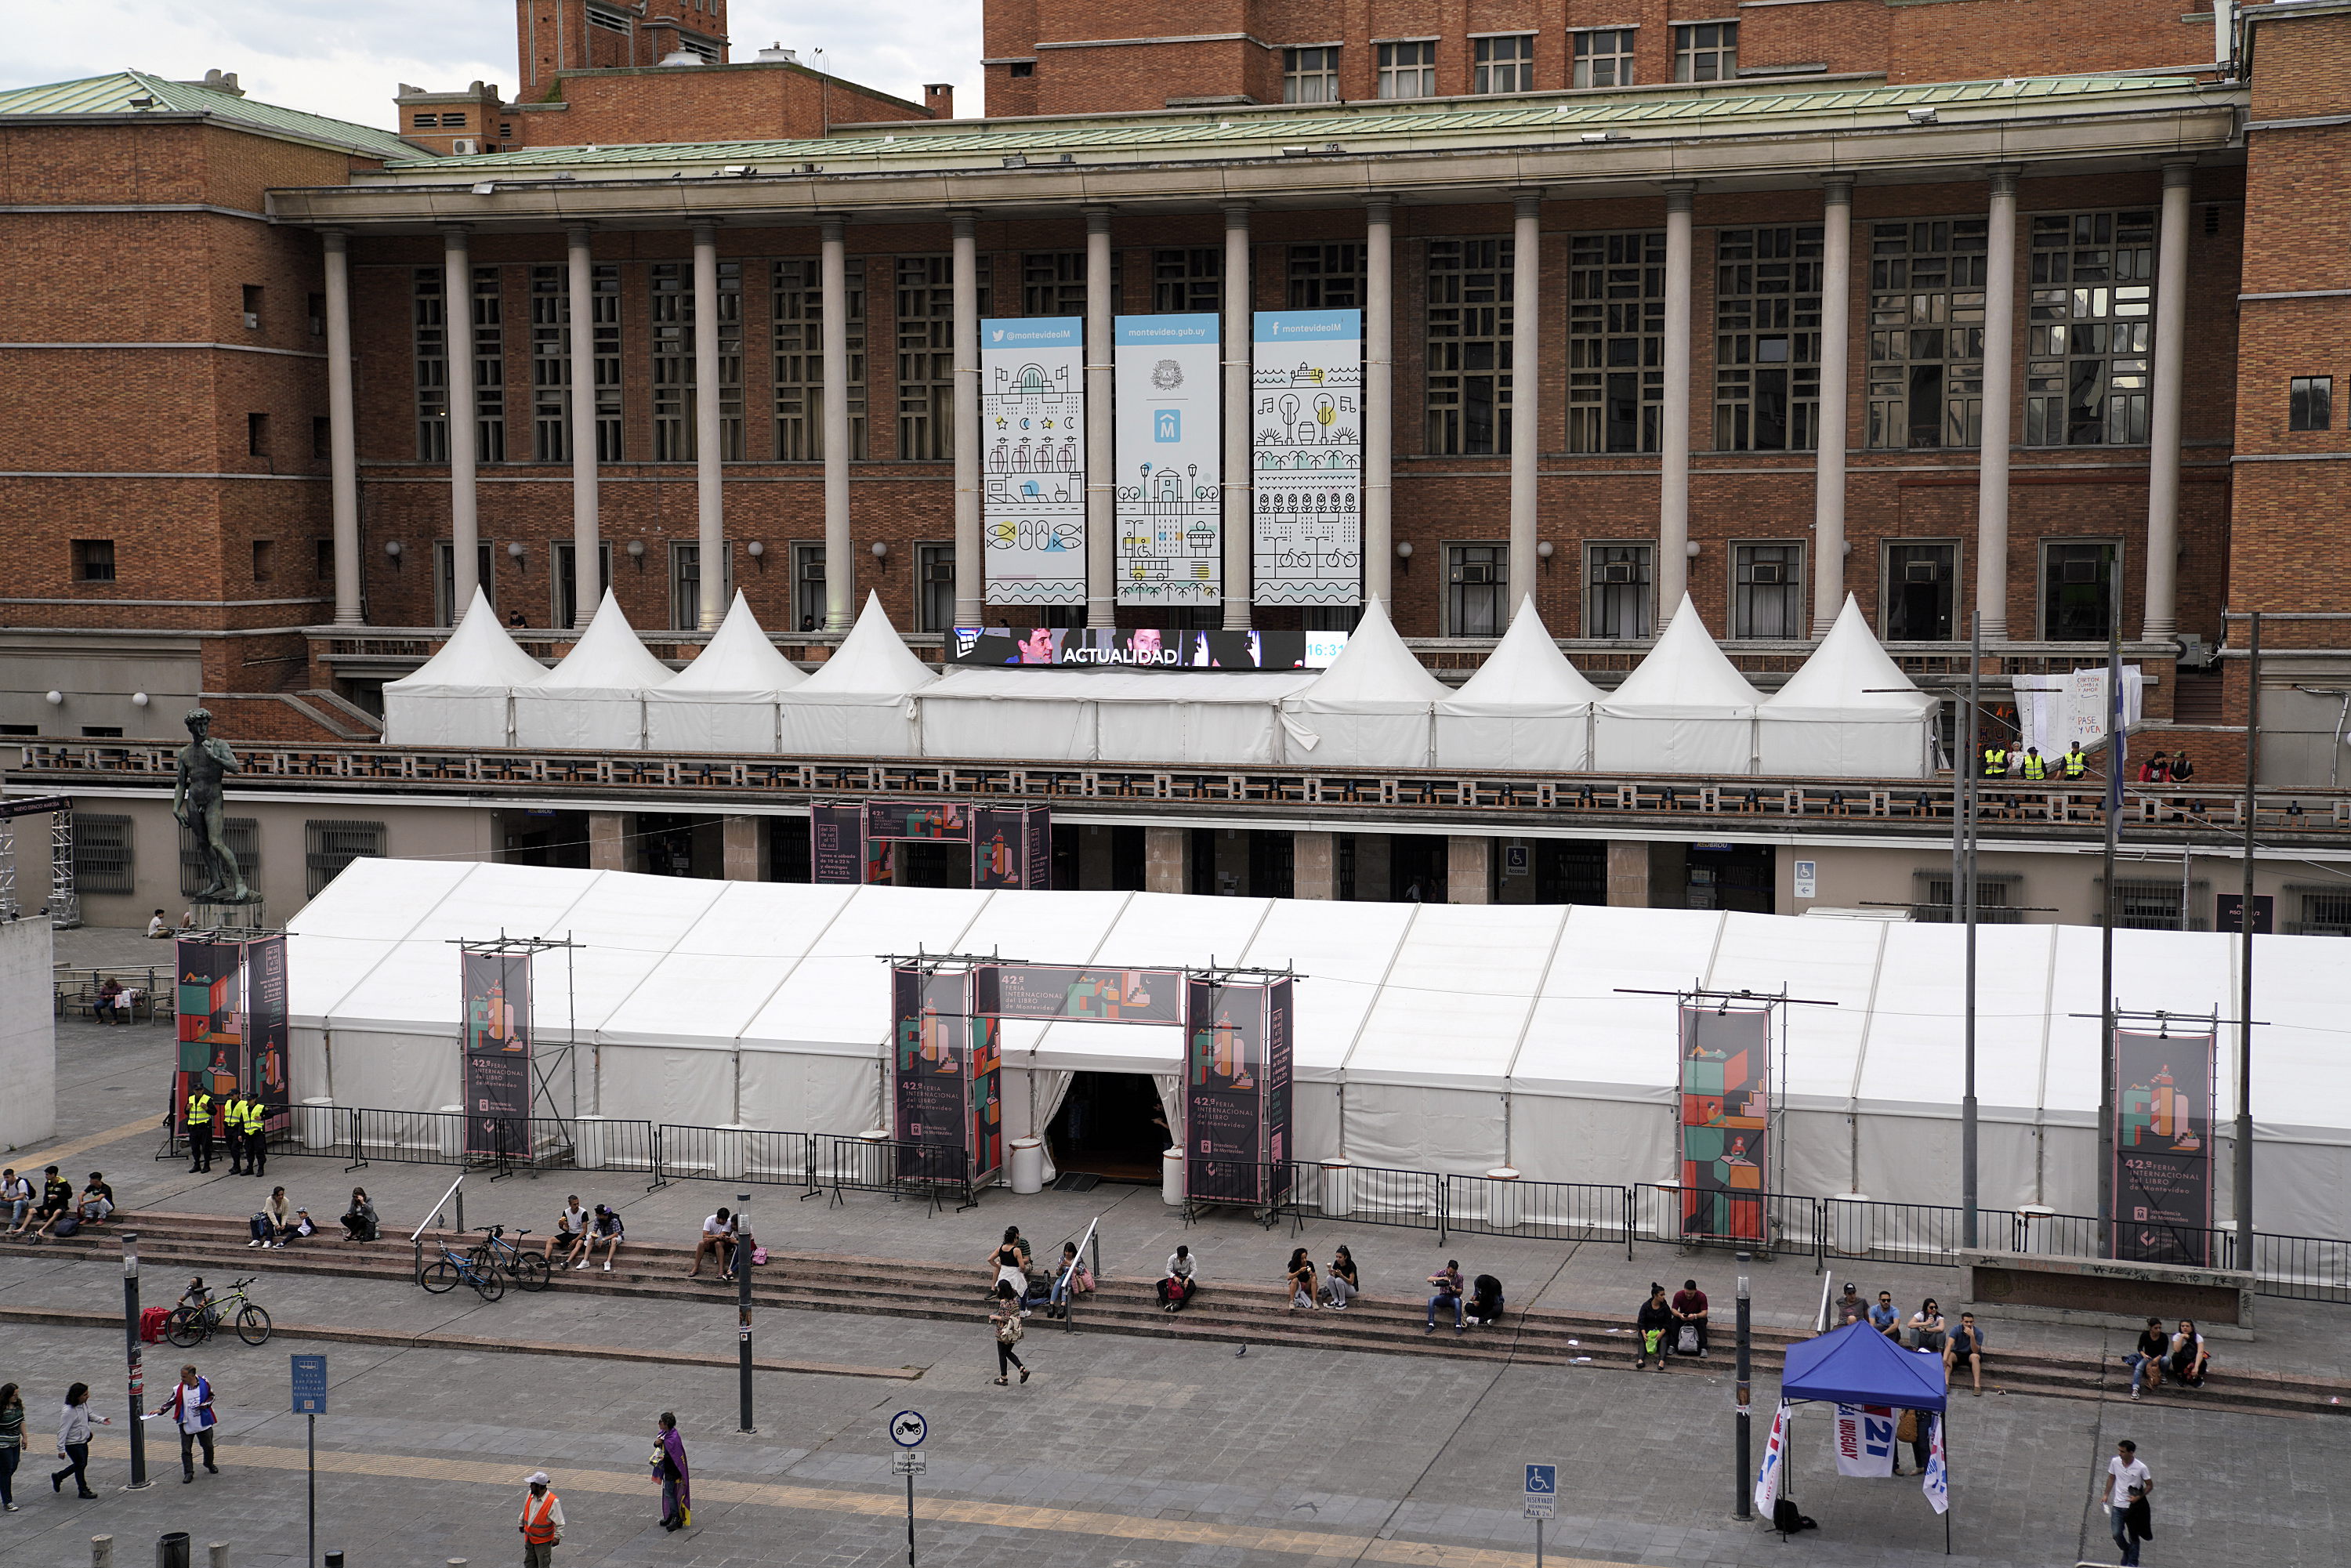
[2110,1026,2215,1266]
[1252,310,1362,606]
[981,317,1086,607]
[1679,1005,1771,1244]
[460,948,533,1159]
[1114,313,1221,606]
[1183,975,1292,1208]
[892,963,1002,1186]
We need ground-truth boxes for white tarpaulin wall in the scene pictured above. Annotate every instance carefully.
[918,668,1315,764]
[1281,597,1450,766]
[1435,596,1600,771]
[511,591,672,752]
[288,860,2351,1237]
[777,592,935,757]
[644,591,805,753]
[1756,596,1938,779]
[1596,594,1764,775]
[379,588,549,748]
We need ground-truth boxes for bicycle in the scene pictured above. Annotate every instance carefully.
[468,1224,552,1293]
[165,1276,272,1348]
[420,1235,505,1302]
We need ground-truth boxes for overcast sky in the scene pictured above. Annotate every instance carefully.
[4,1,981,126]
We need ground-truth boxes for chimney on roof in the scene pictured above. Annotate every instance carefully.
[926,82,955,119]
[758,43,799,63]
[201,69,245,97]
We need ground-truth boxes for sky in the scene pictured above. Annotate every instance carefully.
[2,1,983,127]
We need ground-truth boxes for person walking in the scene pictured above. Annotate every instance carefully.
[519,1470,564,1566]
[243,1097,268,1179]
[152,1363,217,1483]
[652,1413,691,1531]
[51,1383,106,1498]
[2101,1439,2154,1565]
[989,1280,1030,1385]
[184,1087,214,1173]
[0,1381,24,1512]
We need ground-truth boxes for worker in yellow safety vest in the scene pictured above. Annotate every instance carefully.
[221,1095,248,1175]
[1980,745,2008,780]
[184,1091,214,1173]
[2063,742,2089,780]
[2020,748,2048,781]
[243,1097,267,1179]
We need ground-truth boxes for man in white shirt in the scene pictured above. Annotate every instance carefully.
[544,1196,589,1265]
[146,909,170,939]
[2100,1439,2154,1560]
[686,1207,735,1279]
[519,1470,564,1565]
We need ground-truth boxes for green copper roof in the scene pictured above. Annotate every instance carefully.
[381,72,2200,172]
[0,70,422,160]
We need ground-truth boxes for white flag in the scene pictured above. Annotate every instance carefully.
[1833,1404,1898,1478]
[1922,1413,1949,1514]
[1754,1400,1791,1514]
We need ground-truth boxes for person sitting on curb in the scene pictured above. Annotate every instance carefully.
[1465,1273,1505,1327]
[1671,1278,1710,1356]
[339,1186,378,1243]
[76,1173,114,1228]
[1,1168,31,1235]
[584,1203,625,1273]
[1831,1281,1866,1328]
[2122,1316,2168,1400]
[1156,1245,1197,1313]
[1867,1290,1901,1339]
[1320,1245,1360,1310]
[21,1168,71,1243]
[1285,1248,1320,1313]
[248,1186,292,1248]
[686,1208,735,1279]
[1943,1310,1989,1396]
[1425,1259,1466,1336]
[1045,1240,1092,1320]
[546,1196,590,1266]
[2165,1319,2211,1388]
[1635,1282,1677,1371]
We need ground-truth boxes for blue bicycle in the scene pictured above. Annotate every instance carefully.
[421,1236,505,1302]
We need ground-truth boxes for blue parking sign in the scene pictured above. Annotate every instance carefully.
[290,1354,328,1414]
[1524,1464,1556,1494]
[1523,1462,1557,1521]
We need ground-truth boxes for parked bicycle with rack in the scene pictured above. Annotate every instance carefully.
[420,1234,506,1302]
[165,1275,272,1347]
[469,1224,552,1292]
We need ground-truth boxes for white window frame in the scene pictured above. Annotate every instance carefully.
[1283,45,1341,104]
[1472,34,1535,95]
[1375,39,1437,100]
[1729,541,1806,640]
[1573,28,1637,89]
[1674,21,1739,84]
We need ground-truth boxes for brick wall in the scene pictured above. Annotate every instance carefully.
[513,61,932,149]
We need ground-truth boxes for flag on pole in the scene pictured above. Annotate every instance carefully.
[1754,1399,1791,1514]
[1922,1412,1949,1515]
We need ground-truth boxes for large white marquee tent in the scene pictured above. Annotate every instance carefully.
[288,858,2351,1237]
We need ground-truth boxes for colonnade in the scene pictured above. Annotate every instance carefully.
[321,160,2195,640]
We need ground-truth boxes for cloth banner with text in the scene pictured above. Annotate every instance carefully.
[1114,313,1221,605]
[812,801,1052,889]
[2110,1026,2216,1266]
[1679,1005,1772,1244]
[1833,1404,1898,1478]
[893,965,1002,1186]
[1183,976,1293,1206]
[981,317,1086,606]
[1251,309,1362,606]
[461,950,533,1158]
[173,936,243,1138]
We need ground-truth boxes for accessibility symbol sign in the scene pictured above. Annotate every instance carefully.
[1523,1462,1557,1520]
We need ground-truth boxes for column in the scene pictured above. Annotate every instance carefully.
[2143,161,2193,638]
[1811,179,1854,631]
[820,216,853,630]
[1364,200,1394,606]
[1508,190,1542,612]
[565,226,600,627]
[721,815,764,880]
[442,228,480,618]
[1085,208,1116,628]
[1657,183,1695,611]
[692,224,725,630]
[951,211,984,625]
[1143,826,1190,893]
[1293,831,1337,900]
[1222,201,1252,630]
[1447,836,1491,905]
[1353,833,1391,902]
[587,812,628,872]
[321,230,361,625]
[1976,167,2020,642]
[1213,829,1248,896]
[1605,840,1649,907]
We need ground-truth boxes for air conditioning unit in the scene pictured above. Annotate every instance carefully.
[922,561,953,583]
[1457,563,1494,585]
[1600,562,1636,585]
[451,138,479,156]
[1748,562,1785,585]
[2063,559,2099,584]
[242,312,259,329]
[1904,559,1940,583]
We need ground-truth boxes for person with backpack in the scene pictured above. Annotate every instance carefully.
[1671,1278,1710,1356]
[989,1280,1030,1385]
[1635,1283,1677,1371]
[1,1169,30,1235]
[1465,1273,1505,1327]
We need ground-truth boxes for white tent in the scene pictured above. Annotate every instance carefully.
[1280,597,1451,767]
[1434,596,1602,770]
[1594,594,1763,775]
[644,592,804,754]
[916,667,1315,764]
[509,591,672,751]
[777,592,935,757]
[1758,596,1938,777]
[288,858,2351,1239]
[379,588,548,748]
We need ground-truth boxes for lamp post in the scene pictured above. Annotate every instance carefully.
[121,1231,149,1488]
[2096,613,2124,1255]
[736,1190,755,1434]
[1733,1264,1752,1519]
[1959,610,1983,1249]
[2236,613,2261,1258]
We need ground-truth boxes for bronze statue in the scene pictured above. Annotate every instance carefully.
[174,708,254,904]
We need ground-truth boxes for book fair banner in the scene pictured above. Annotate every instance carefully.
[173,936,243,1137]
[244,932,290,1128]
[1679,1005,1771,1244]
[2110,1027,2216,1266]
[1183,976,1293,1206]
[1251,309,1362,606]
[1114,313,1221,606]
[461,949,533,1158]
[812,801,1052,889]
[972,806,1051,891]
[810,803,867,885]
[987,965,1183,1024]
[890,965,1002,1186]
[981,317,1087,606]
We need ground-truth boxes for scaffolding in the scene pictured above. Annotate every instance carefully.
[0,794,79,928]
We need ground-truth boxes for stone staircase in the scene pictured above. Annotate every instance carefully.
[6,1211,2340,1418]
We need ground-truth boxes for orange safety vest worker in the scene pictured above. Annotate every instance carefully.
[521,1485,563,1546]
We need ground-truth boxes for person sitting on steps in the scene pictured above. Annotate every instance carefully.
[1636,1282,1677,1371]
[1156,1245,1197,1313]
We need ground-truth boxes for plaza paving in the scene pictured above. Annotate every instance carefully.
[5,933,2346,1565]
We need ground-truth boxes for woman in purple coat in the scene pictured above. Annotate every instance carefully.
[653,1412,691,1531]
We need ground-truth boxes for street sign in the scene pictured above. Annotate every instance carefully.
[1523,1462,1557,1520]
[890,1410,929,1448]
[892,1449,926,1476]
[291,1354,328,1414]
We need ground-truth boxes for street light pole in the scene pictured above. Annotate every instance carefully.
[2236,613,2261,1258]
[1733,1266,1752,1519]
[2096,613,2124,1256]
[1960,609,1982,1250]
[736,1190,755,1434]
[121,1230,149,1489]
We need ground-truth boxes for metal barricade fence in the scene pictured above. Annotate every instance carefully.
[1440,1175,1636,1258]
[649,1124,812,1190]
[2248,1231,2351,1303]
[802,1132,972,1211]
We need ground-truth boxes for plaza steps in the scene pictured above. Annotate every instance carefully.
[6,1211,2341,1420]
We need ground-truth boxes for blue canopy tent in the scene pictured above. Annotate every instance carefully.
[1759,1321,1953,1552]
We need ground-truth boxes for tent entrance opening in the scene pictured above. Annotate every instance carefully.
[1045,1072,1168,1183]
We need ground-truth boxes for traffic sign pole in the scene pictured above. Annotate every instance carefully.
[889,1411,928,1567]
[1523,1462,1556,1566]
[291,1353,329,1568]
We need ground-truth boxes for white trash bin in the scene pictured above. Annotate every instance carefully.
[1161,1147,1184,1208]
[1828,1193,1873,1258]
[1486,1167,1523,1229]
[299,1097,335,1151]
[1320,1157,1353,1219]
[1009,1136,1045,1195]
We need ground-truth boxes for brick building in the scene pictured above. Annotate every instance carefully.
[5,0,2351,933]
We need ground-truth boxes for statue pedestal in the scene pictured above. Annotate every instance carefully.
[191,899,270,932]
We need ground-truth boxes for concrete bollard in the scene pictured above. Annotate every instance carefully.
[90,1537,112,1568]
[209,1546,230,1568]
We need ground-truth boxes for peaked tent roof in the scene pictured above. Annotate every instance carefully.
[1288,597,1451,708]
[1602,594,1766,714]
[1779,1320,1948,1411]
[1762,595,1936,719]
[651,592,805,695]
[789,592,937,697]
[1441,596,1603,711]
[0,71,423,160]
[382,588,548,696]
[522,590,673,693]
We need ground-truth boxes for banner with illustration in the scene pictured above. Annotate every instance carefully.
[2111,1027,2216,1266]
[173,937,243,1135]
[1252,309,1361,606]
[981,317,1087,606]
[890,965,1002,1185]
[1754,1400,1791,1515]
[243,932,290,1127]
[810,804,866,885]
[971,806,1052,891]
[461,950,533,1157]
[1114,313,1221,606]
[1679,1005,1771,1244]
[1183,977,1291,1205]
[987,965,1184,1024]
